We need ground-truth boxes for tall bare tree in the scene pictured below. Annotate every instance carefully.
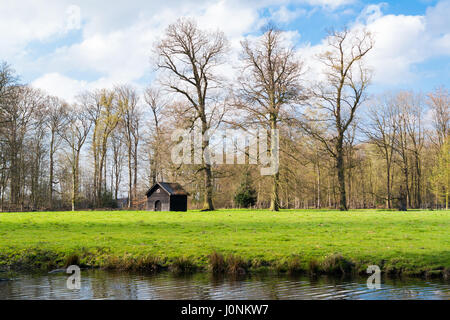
[155,18,228,211]
[60,105,92,211]
[29,98,47,209]
[117,85,140,208]
[428,87,449,209]
[110,130,125,201]
[428,86,449,149]
[84,89,122,207]
[236,27,304,211]
[46,96,68,209]
[301,28,374,211]
[2,86,42,209]
[0,62,18,123]
[365,95,398,208]
[0,62,18,210]
[144,87,167,185]
[81,91,103,206]
[392,92,425,208]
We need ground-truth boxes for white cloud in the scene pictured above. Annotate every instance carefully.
[24,0,268,101]
[197,0,260,36]
[304,0,355,9]
[426,0,450,35]
[361,2,450,85]
[32,73,88,102]
[66,5,82,31]
[298,1,450,87]
[3,0,448,101]
[356,3,387,24]
[0,1,84,56]
[270,6,307,23]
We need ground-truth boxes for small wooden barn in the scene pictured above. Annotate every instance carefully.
[145,182,188,212]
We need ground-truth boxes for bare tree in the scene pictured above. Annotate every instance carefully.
[365,95,398,208]
[144,87,167,185]
[155,18,228,211]
[236,27,304,211]
[84,89,122,207]
[301,28,374,211]
[0,62,18,210]
[29,98,48,209]
[45,96,68,209]
[428,86,449,209]
[393,91,425,208]
[0,62,18,123]
[428,86,449,149]
[110,130,125,201]
[1,86,43,209]
[116,85,141,208]
[81,90,103,206]
[60,105,92,211]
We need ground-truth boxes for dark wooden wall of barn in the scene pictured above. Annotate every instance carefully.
[169,195,188,211]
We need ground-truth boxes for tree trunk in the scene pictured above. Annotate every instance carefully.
[49,131,55,210]
[385,147,392,209]
[403,165,410,209]
[270,172,280,211]
[336,136,348,211]
[128,142,132,208]
[133,141,138,207]
[414,154,421,208]
[71,167,76,212]
[71,149,80,212]
[203,164,214,211]
[316,162,321,208]
[201,114,214,211]
[93,128,98,207]
[386,164,391,209]
[269,118,279,211]
[10,151,19,207]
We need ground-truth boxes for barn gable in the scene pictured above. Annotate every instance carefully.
[146,182,188,197]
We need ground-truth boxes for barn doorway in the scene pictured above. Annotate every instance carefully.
[154,200,161,211]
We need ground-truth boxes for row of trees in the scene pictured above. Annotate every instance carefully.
[0,18,448,212]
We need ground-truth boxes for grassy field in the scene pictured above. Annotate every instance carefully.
[0,209,449,277]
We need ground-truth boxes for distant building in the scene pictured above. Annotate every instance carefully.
[145,182,188,212]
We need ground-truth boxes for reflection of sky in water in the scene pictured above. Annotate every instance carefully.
[0,271,449,300]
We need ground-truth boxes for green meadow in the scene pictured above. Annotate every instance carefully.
[0,209,449,277]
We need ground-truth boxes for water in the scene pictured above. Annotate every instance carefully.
[0,270,449,300]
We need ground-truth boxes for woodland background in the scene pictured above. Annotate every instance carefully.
[0,19,448,212]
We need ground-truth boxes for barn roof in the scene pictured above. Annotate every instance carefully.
[146,182,188,197]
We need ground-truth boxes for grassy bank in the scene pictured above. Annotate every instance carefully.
[0,209,449,278]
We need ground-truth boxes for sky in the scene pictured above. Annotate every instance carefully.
[1,0,449,102]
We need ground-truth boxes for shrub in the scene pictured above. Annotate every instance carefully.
[234,170,257,208]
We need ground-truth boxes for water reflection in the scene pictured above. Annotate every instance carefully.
[0,270,448,300]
